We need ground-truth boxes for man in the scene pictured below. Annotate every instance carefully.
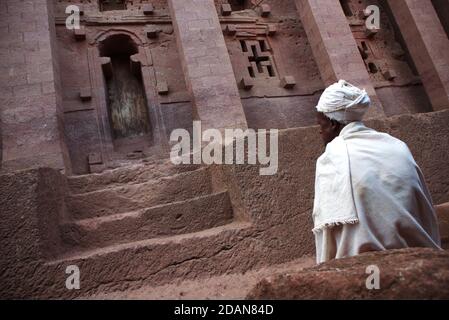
[313,80,441,264]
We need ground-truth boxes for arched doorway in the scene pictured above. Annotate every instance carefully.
[99,34,152,147]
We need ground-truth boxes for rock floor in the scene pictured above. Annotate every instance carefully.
[83,256,315,300]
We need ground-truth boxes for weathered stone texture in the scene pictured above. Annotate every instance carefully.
[0,168,66,265]
[388,0,449,111]
[295,0,385,119]
[215,109,449,268]
[247,248,449,299]
[0,0,66,172]
[1,0,449,300]
[0,108,448,299]
[432,0,449,38]
[436,202,449,249]
[168,0,248,133]
[376,85,433,117]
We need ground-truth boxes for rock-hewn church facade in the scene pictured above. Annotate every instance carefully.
[0,0,448,299]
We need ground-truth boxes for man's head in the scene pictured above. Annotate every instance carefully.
[316,112,344,145]
[315,80,371,145]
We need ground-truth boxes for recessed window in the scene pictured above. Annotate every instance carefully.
[361,41,368,51]
[240,39,277,79]
[339,0,353,17]
[229,0,248,12]
[99,0,126,12]
[368,62,378,74]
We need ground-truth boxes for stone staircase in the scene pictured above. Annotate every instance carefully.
[44,159,253,298]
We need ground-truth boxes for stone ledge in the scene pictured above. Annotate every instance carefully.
[436,202,449,249]
[247,248,449,299]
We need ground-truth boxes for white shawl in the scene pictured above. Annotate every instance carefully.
[313,122,441,263]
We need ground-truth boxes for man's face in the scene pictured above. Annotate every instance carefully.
[316,112,341,145]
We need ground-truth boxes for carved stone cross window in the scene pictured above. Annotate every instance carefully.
[240,39,277,79]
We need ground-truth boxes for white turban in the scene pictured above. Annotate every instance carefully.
[316,80,371,124]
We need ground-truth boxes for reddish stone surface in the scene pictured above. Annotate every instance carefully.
[436,202,449,249]
[339,0,434,116]
[247,248,449,299]
[0,0,66,172]
[0,109,448,299]
[432,0,449,38]
[388,0,449,111]
[1,0,449,300]
[3,0,445,173]
[0,168,66,264]
[222,2,325,129]
[295,0,385,119]
[168,0,248,133]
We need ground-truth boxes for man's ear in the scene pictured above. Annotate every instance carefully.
[330,119,340,131]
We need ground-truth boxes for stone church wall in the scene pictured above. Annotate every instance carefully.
[1,0,448,175]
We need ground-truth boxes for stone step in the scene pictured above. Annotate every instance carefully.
[66,167,212,220]
[43,222,253,299]
[67,158,200,194]
[61,192,234,250]
[83,256,316,299]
